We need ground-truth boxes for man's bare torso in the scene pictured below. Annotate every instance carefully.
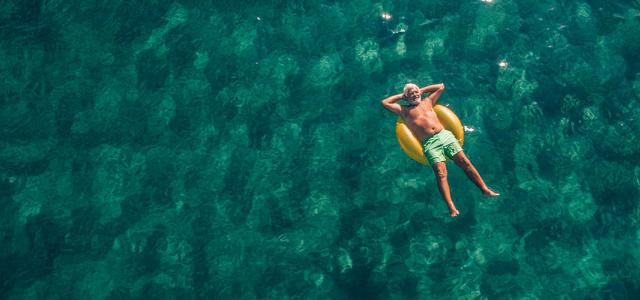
[402,99,444,141]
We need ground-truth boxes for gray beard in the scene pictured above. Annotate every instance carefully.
[408,98,421,105]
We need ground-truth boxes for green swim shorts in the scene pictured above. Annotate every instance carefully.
[422,129,463,165]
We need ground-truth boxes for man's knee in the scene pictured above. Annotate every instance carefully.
[433,163,447,179]
[459,159,472,170]
[454,154,472,169]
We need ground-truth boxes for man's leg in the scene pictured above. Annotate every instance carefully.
[432,162,459,217]
[451,151,499,197]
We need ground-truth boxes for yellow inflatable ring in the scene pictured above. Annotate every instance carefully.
[395,104,464,165]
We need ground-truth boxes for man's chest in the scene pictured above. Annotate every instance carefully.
[406,104,436,120]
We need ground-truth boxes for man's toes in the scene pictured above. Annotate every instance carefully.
[483,189,500,197]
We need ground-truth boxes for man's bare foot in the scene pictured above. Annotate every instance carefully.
[482,188,500,197]
[450,208,460,218]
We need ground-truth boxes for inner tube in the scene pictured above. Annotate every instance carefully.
[395,104,464,165]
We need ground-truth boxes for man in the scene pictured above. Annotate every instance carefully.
[381,83,499,218]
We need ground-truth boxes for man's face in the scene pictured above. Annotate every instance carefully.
[407,88,421,105]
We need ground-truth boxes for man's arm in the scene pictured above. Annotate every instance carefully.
[420,83,445,105]
[381,93,404,116]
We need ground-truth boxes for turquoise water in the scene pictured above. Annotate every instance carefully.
[1,0,640,299]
